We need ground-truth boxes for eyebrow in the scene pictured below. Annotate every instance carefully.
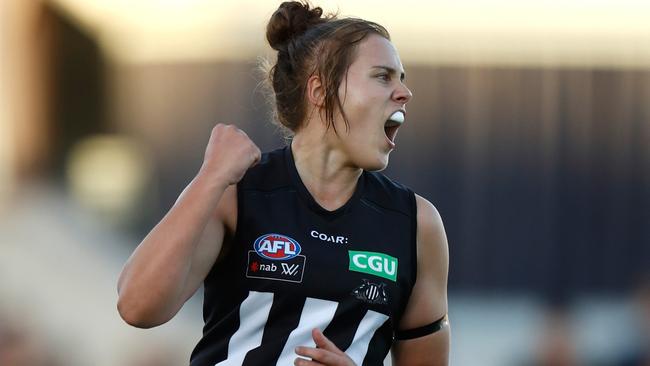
[371,65,406,81]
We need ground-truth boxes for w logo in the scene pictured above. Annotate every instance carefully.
[246,252,305,283]
[281,263,300,276]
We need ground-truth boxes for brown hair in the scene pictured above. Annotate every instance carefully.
[265,1,390,134]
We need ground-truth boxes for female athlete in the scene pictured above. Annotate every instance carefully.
[117,2,450,365]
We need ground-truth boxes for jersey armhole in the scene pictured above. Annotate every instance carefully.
[204,184,241,280]
[233,182,243,245]
[408,189,418,286]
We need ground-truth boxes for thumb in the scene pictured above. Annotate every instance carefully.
[312,328,340,353]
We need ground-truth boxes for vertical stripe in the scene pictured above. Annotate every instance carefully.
[241,296,305,365]
[216,291,274,366]
[275,297,339,366]
[321,299,367,351]
[344,310,389,365]
[360,320,393,366]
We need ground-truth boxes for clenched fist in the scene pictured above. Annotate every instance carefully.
[199,124,261,186]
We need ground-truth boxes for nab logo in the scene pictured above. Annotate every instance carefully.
[254,234,301,261]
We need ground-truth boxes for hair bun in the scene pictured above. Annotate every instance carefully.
[266,1,324,51]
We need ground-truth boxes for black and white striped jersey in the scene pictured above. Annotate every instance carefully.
[190,145,418,366]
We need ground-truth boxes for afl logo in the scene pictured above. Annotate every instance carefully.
[253,233,301,260]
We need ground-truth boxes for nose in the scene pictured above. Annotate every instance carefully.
[393,82,412,105]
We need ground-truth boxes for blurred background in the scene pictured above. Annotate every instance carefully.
[1,0,649,365]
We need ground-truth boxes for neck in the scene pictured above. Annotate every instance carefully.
[291,130,362,211]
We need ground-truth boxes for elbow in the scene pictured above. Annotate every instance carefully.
[117,294,167,329]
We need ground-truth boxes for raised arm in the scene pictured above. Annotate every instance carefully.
[391,195,450,366]
[116,124,260,328]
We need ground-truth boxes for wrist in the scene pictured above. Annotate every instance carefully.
[196,166,231,192]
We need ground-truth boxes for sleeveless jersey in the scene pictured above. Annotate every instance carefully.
[190,145,418,366]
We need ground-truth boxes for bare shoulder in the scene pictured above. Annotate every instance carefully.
[414,194,447,258]
[392,195,450,366]
[391,195,450,364]
[397,194,449,330]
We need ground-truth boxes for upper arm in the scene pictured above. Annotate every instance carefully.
[181,184,237,302]
[392,194,450,366]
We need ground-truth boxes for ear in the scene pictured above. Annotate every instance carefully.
[306,74,325,108]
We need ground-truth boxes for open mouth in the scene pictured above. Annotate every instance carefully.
[384,124,399,142]
[384,111,405,143]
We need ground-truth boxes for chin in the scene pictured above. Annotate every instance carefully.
[360,153,390,172]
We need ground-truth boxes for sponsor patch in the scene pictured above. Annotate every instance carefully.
[246,251,306,283]
[348,250,398,282]
[253,233,301,260]
[352,279,388,305]
[310,230,348,244]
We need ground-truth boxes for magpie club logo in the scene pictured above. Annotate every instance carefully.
[352,279,389,305]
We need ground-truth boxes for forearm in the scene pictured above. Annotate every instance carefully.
[392,326,450,366]
[117,170,228,327]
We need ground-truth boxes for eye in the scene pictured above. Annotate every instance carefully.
[376,73,391,82]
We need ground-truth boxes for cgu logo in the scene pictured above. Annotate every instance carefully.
[348,250,398,282]
[254,234,302,260]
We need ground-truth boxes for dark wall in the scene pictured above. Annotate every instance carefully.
[385,66,650,299]
[48,5,107,178]
[110,62,650,298]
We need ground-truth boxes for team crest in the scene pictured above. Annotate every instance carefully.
[352,279,388,305]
